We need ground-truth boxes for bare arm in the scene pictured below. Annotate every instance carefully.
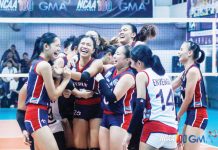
[113,74,135,101]
[103,64,114,72]
[37,61,71,101]
[71,59,103,81]
[136,72,147,99]
[172,72,183,91]
[72,88,93,99]
[17,83,27,110]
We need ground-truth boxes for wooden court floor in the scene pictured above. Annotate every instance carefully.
[0,120,29,150]
[0,120,218,150]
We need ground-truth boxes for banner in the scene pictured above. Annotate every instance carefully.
[0,0,153,18]
[187,0,217,45]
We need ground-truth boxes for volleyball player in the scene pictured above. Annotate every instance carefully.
[118,23,158,150]
[70,35,103,150]
[95,45,135,150]
[119,23,137,47]
[24,32,71,150]
[48,56,74,150]
[172,41,208,150]
[123,45,178,150]
[16,36,42,150]
[17,55,74,150]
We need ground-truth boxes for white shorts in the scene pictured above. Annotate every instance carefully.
[48,120,64,134]
[146,133,177,149]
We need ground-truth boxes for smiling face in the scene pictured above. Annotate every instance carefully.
[113,46,130,69]
[119,25,135,45]
[44,37,61,61]
[178,42,192,64]
[78,37,95,58]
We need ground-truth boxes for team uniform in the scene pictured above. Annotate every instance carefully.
[181,64,208,130]
[140,68,178,149]
[101,66,135,130]
[72,58,102,120]
[48,99,66,150]
[24,57,50,134]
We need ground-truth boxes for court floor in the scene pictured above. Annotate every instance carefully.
[0,108,218,149]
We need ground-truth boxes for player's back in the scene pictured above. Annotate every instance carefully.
[143,68,177,129]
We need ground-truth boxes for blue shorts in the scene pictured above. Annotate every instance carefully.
[74,103,102,121]
[25,104,48,134]
[100,111,132,130]
[185,107,208,130]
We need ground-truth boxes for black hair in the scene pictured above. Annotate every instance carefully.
[30,36,42,61]
[122,45,131,58]
[186,41,205,63]
[39,32,58,52]
[31,32,57,62]
[122,23,137,40]
[105,45,118,56]
[23,52,28,56]
[7,60,13,64]
[64,36,79,51]
[131,45,165,75]
[137,24,157,42]
[11,44,16,48]
[78,35,97,58]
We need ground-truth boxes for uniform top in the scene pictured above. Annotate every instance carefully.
[26,57,50,107]
[181,64,207,108]
[72,58,100,99]
[142,68,177,129]
[102,66,135,114]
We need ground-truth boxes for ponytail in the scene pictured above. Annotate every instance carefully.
[137,24,157,42]
[131,45,166,76]
[151,55,165,75]
[30,37,42,62]
[196,49,205,64]
[186,41,205,64]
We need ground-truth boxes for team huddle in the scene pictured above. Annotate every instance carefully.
[16,24,208,150]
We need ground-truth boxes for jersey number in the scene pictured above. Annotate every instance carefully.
[156,89,174,111]
[48,106,54,121]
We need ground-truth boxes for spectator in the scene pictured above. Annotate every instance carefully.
[1,44,20,63]
[20,52,30,73]
[18,52,30,93]
[1,60,18,98]
[1,50,20,69]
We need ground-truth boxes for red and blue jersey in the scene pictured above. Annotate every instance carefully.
[181,64,207,108]
[72,58,101,105]
[102,66,135,114]
[26,57,50,107]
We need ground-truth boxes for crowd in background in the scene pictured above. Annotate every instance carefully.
[0,44,30,107]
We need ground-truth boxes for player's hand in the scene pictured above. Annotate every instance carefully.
[63,67,71,80]
[177,142,184,150]
[63,89,71,98]
[22,130,32,146]
[122,133,132,150]
[82,90,94,99]
[177,114,181,123]
[94,73,104,82]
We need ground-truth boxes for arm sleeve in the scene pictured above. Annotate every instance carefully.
[99,79,117,103]
[16,109,26,131]
[80,71,91,82]
[127,98,146,134]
